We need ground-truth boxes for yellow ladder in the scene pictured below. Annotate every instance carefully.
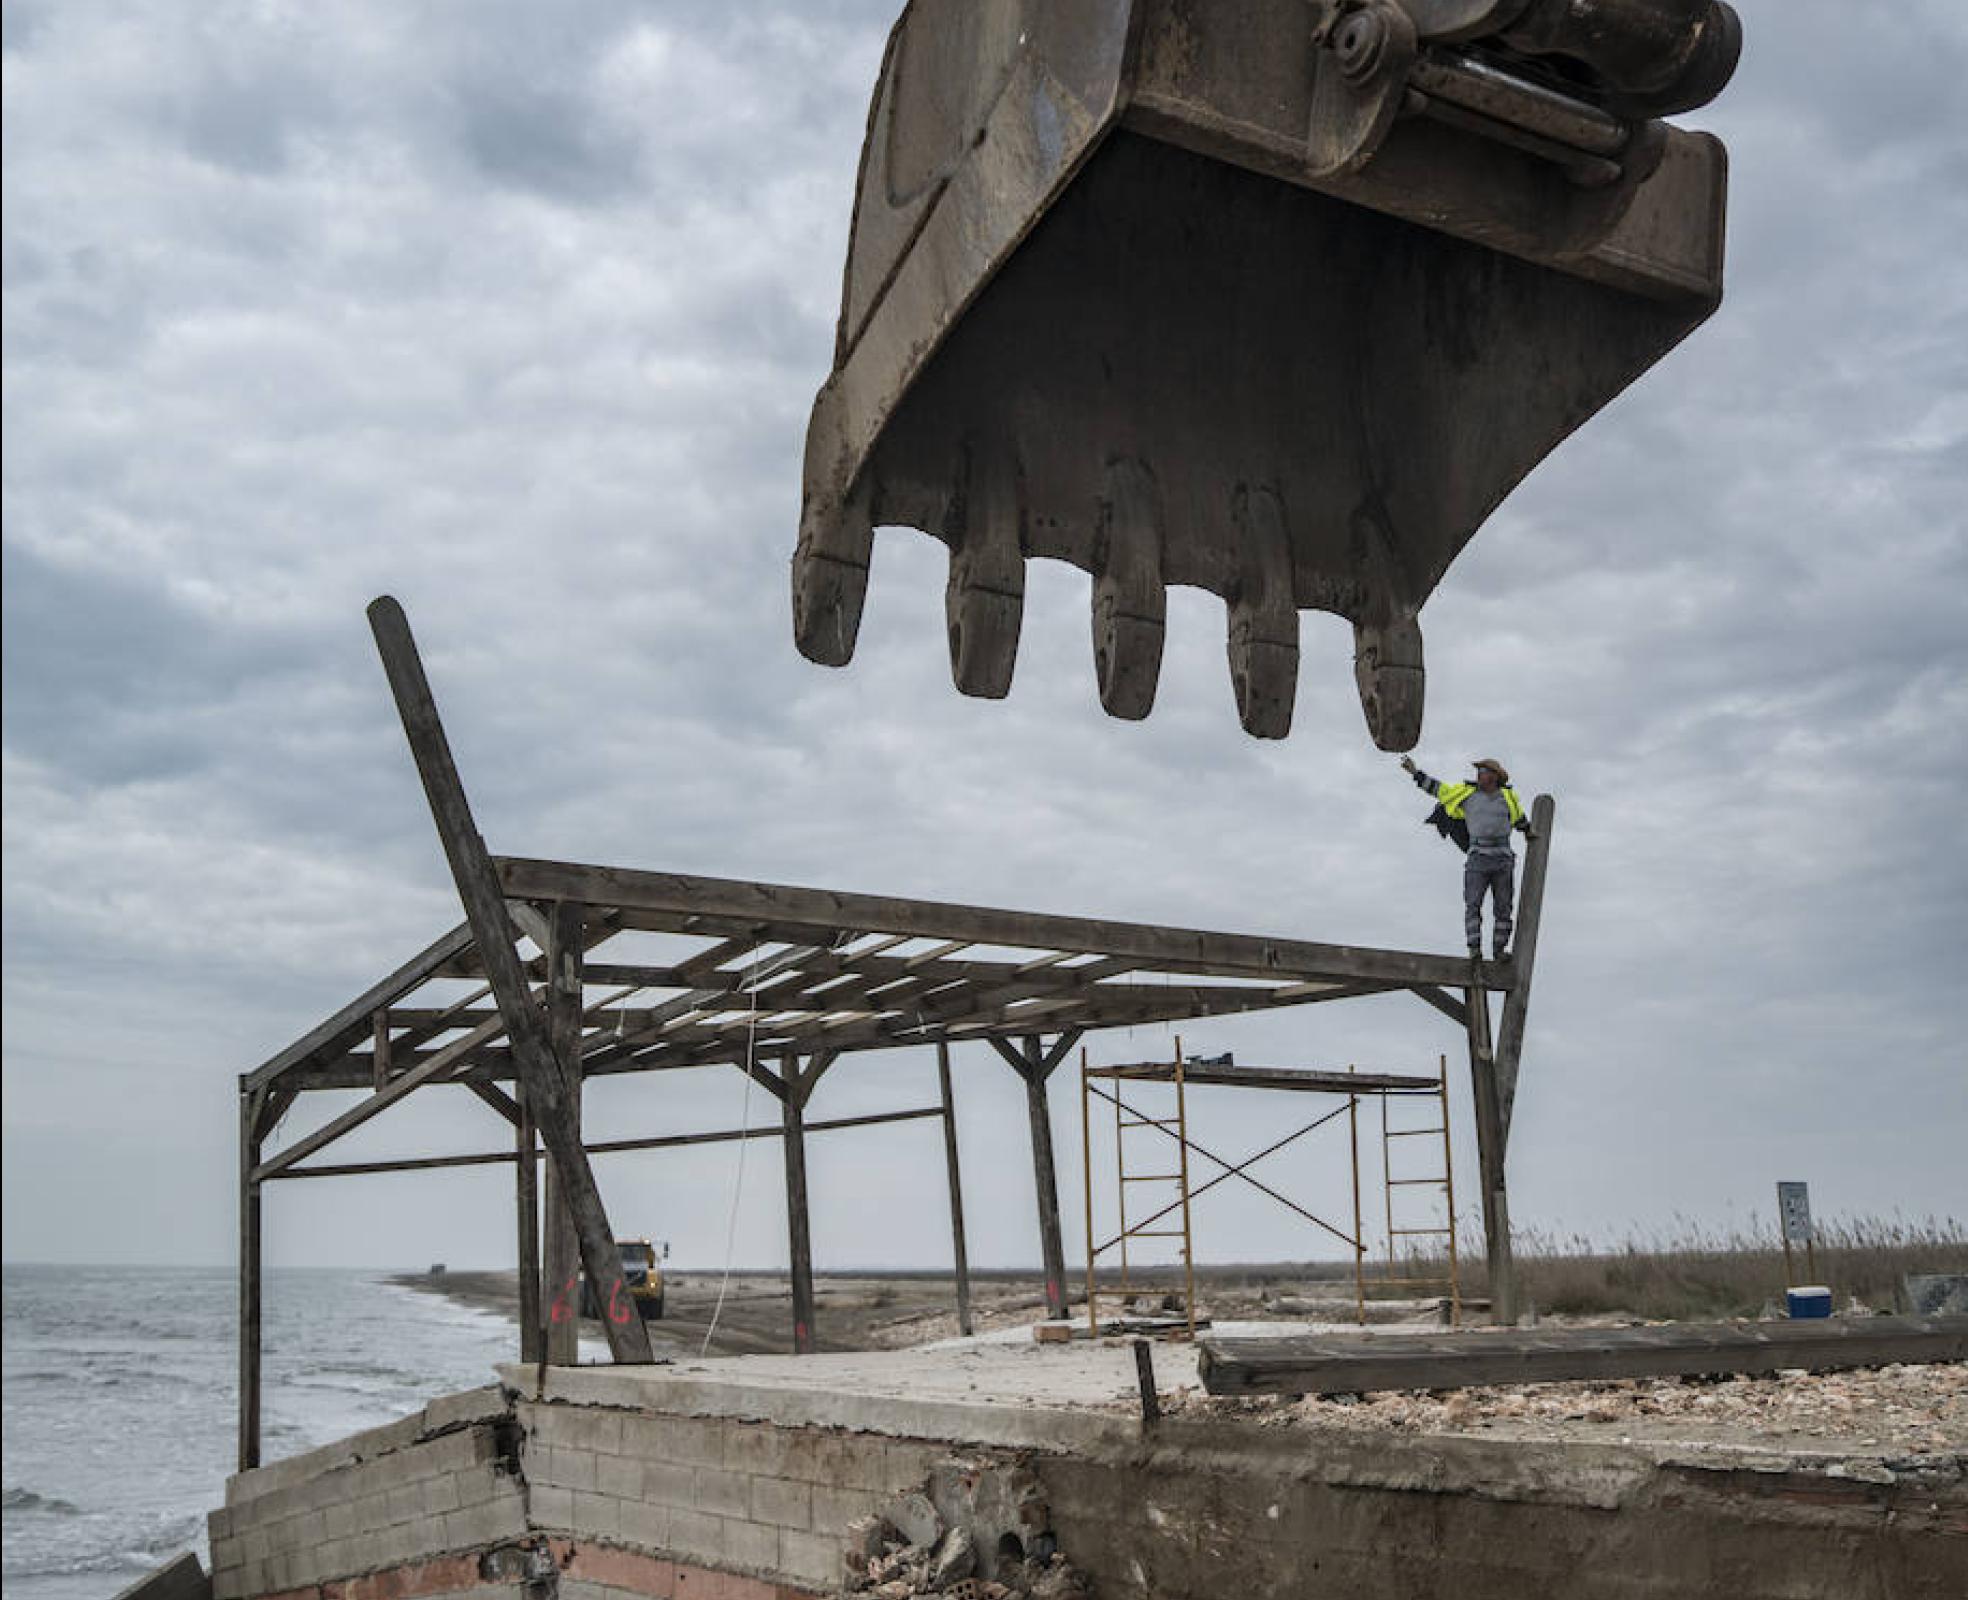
[1377,1054,1461,1324]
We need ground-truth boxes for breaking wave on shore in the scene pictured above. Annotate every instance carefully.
[2,1265,518,1600]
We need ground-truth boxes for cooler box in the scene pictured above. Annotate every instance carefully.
[1786,1286,1833,1319]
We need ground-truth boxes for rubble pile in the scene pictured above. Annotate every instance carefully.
[839,1459,1092,1599]
[1166,1361,1967,1454]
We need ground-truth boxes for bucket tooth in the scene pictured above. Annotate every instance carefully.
[1226,487,1301,739]
[943,443,1025,700]
[1092,460,1166,721]
[1354,616,1426,752]
[792,384,873,669]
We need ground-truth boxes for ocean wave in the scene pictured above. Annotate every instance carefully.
[2,1486,82,1516]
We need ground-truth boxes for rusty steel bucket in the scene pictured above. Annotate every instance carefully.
[792,0,1740,745]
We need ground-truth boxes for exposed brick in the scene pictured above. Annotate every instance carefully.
[748,1475,811,1532]
[539,1404,623,1456]
[807,1482,877,1535]
[720,1426,797,1480]
[548,1444,600,1492]
[441,1493,525,1553]
[387,1482,428,1525]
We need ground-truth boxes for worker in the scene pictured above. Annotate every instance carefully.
[1400,756,1536,960]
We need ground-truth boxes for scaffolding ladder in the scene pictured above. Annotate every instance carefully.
[1377,1054,1461,1324]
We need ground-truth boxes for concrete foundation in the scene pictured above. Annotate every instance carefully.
[212,1344,1967,1600]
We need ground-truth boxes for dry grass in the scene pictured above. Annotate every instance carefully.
[1383,1213,1967,1322]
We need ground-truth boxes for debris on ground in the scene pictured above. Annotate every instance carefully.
[1160,1361,1967,1457]
[841,1459,1093,1598]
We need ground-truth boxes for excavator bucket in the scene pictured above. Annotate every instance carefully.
[791,0,1740,745]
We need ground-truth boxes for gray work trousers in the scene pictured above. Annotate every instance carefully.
[1464,852,1516,953]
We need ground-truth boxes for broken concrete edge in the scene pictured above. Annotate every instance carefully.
[485,1363,1951,1513]
[109,1550,211,1600]
[225,1384,509,1509]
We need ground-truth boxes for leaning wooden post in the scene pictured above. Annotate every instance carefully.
[1463,982,1517,1325]
[366,596,650,1364]
[935,1042,973,1337]
[1493,794,1555,1146]
[782,1053,817,1354]
[542,900,584,1366]
[238,1086,263,1472]
[1022,1036,1070,1321]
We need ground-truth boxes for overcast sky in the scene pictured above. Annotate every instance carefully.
[4,0,1964,1278]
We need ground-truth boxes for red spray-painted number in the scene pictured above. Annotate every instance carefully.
[607,1279,632,1324]
[549,1274,578,1325]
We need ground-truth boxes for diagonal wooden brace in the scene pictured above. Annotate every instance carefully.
[367,596,652,1364]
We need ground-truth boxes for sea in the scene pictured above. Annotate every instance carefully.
[2,1265,546,1600]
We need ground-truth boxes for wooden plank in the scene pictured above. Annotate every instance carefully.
[496,857,1513,993]
[1494,794,1554,1146]
[468,1081,520,1124]
[936,1042,972,1338]
[243,923,474,1092]
[1198,1315,1968,1396]
[1088,1062,1438,1094]
[367,596,650,1366]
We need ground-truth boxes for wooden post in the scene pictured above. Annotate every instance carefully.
[935,1042,973,1337]
[366,596,650,1364]
[1494,795,1554,1146]
[542,900,584,1365]
[782,1052,825,1354]
[1464,982,1517,1325]
[515,1078,542,1365]
[238,1088,263,1472]
[1022,1036,1070,1321]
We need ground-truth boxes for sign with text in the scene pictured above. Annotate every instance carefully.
[1776,1181,1814,1246]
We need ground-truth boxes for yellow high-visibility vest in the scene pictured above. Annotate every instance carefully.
[1435,783,1525,827]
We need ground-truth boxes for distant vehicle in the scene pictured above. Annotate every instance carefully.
[581,1238,666,1320]
[428,1263,447,1278]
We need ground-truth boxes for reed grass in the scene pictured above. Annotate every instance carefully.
[1378,1213,1966,1321]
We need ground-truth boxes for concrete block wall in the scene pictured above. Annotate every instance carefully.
[516,1400,945,1593]
[209,1401,525,1599]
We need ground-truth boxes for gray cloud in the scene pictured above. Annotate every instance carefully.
[5,0,1965,1274]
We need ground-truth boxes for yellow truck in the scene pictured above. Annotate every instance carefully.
[580,1238,666,1320]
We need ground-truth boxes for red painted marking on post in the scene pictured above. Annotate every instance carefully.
[549,1273,578,1325]
[608,1279,632,1324]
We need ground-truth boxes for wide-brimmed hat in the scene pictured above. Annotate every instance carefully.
[1472,758,1510,784]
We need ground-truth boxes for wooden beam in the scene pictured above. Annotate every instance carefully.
[1408,985,1468,1027]
[1088,1062,1438,1094]
[367,596,650,1365]
[254,1014,509,1180]
[542,900,583,1366]
[516,1078,541,1365]
[1198,1315,1968,1397]
[1464,982,1516,1326]
[1494,794,1555,1147]
[496,857,1513,993]
[243,923,474,1092]
[468,1081,521,1125]
[783,1052,815,1353]
[1020,1035,1071,1320]
[936,1042,972,1337]
[261,1106,948,1180]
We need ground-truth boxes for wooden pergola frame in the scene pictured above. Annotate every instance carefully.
[234,600,1554,1469]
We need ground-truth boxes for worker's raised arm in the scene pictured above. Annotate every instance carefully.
[1399,755,1443,797]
